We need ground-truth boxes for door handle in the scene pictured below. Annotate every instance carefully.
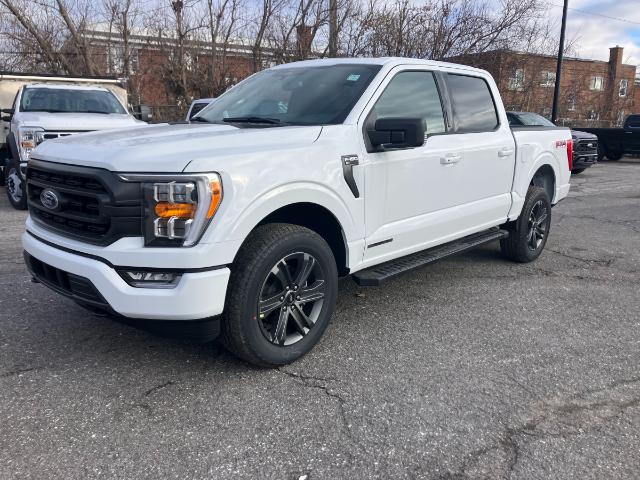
[498,148,514,157]
[440,154,461,165]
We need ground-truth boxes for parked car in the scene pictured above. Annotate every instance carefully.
[22,58,572,366]
[507,111,598,174]
[1,79,148,209]
[186,98,215,121]
[575,114,640,161]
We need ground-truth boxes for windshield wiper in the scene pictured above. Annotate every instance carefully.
[84,110,112,114]
[190,116,212,123]
[223,116,286,125]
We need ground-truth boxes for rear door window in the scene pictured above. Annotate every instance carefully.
[446,74,499,133]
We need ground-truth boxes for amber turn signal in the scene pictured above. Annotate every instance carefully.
[155,202,196,218]
[207,179,223,218]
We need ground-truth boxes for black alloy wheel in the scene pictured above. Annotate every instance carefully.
[257,252,326,346]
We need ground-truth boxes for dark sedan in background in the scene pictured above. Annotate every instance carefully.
[507,111,598,174]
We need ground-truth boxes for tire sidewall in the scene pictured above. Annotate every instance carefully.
[232,231,338,365]
[4,160,27,209]
[516,189,552,262]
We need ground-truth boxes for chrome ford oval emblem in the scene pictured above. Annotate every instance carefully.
[40,189,60,210]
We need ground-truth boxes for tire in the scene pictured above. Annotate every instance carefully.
[571,168,586,175]
[4,160,27,210]
[221,223,338,367]
[606,150,623,161]
[500,186,552,263]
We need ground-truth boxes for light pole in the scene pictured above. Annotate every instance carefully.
[551,0,569,124]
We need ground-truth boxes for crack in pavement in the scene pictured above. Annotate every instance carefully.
[442,376,640,479]
[546,248,616,266]
[143,380,175,397]
[277,369,357,444]
[0,366,40,378]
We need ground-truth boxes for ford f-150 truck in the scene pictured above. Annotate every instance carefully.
[2,80,147,209]
[577,114,640,161]
[21,58,572,366]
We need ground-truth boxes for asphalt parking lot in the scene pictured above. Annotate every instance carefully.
[1,160,639,479]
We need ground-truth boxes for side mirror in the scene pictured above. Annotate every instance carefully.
[1,108,14,122]
[367,118,425,150]
[132,105,152,122]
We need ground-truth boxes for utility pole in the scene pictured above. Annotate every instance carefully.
[551,0,569,124]
[328,0,338,57]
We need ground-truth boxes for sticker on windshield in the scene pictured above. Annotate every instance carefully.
[347,74,361,81]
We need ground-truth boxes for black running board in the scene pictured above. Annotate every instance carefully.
[352,228,509,286]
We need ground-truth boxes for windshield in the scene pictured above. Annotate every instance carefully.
[509,112,555,127]
[195,64,382,126]
[20,88,127,114]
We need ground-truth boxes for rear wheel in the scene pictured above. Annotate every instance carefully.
[606,150,623,161]
[500,186,551,263]
[222,223,338,367]
[4,160,27,210]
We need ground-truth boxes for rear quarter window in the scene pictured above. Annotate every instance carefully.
[446,74,499,133]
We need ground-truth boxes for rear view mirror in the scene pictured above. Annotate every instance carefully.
[1,108,14,122]
[367,118,425,150]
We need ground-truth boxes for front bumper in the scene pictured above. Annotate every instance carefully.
[22,232,230,320]
[573,154,598,169]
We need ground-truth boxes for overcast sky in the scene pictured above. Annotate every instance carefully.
[556,0,640,65]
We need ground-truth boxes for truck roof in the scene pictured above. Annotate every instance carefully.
[271,57,488,75]
[23,83,112,92]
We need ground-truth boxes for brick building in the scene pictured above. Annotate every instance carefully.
[453,46,639,128]
[76,25,317,121]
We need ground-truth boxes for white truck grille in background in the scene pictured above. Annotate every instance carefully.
[43,131,91,140]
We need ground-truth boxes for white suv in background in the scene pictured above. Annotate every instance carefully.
[3,84,145,209]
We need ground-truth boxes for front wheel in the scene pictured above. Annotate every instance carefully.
[500,186,552,263]
[222,223,338,367]
[4,160,27,210]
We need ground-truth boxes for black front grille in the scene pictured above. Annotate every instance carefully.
[575,139,598,154]
[24,251,109,308]
[27,159,143,246]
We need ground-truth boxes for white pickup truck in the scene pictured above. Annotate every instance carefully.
[22,58,572,366]
[2,80,146,209]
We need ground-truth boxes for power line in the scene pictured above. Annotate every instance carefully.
[550,3,640,26]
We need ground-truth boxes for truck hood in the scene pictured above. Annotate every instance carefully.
[32,123,323,172]
[16,111,144,132]
[571,129,598,141]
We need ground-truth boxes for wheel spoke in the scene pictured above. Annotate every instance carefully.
[537,210,548,225]
[259,292,284,317]
[272,260,293,288]
[289,306,311,335]
[292,303,314,329]
[272,307,289,345]
[293,254,316,287]
[298,280,325,303]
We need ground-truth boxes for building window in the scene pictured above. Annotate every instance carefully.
[589,76,604,91]
[540,71,556,87]
[508,68,525,91]
[619,79,628,97]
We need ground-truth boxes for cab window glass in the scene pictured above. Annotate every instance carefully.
[370,71,446,135]
[447,74,499,132]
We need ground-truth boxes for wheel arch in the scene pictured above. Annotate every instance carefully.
[530,163,556,203]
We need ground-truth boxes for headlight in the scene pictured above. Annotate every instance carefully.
[18,127,45,161]
[121,173,222,247]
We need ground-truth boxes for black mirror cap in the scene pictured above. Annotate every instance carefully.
[368,117,425,149]
[1,108,14,115]
[1,115,12,122]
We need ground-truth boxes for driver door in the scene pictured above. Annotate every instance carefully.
[360,69,465,264]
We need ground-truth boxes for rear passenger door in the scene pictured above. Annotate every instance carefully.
[441,73,515,230]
